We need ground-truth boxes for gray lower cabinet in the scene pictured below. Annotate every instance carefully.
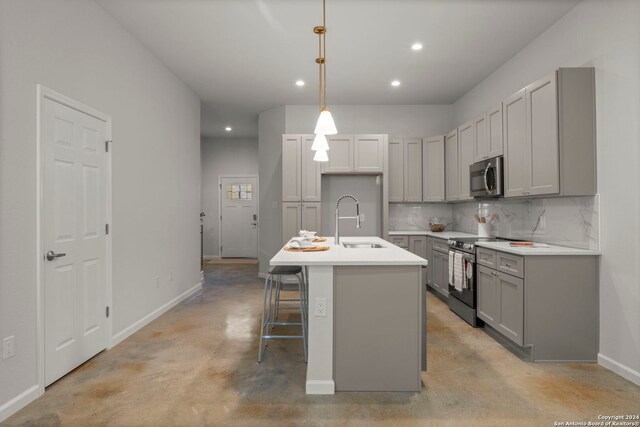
[476,247,598,361]
[477,266,499,327]
[409,236,427,259]
[428,241,449,298]
[334,265,422,391]
[388,235,409,249]
[496,271,524,346]
[426,237,434,286]
[477,259,524,346]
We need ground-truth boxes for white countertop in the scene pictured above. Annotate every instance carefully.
[475,241,601,256]
[388,230,476,239]
[270,236,428,266]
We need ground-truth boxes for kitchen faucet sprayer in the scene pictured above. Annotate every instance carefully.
[335,194,361,245]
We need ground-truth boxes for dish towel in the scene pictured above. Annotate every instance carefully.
[448,251,455,287]
[453,253,464,292]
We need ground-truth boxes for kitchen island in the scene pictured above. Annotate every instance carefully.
[270,236,428,394]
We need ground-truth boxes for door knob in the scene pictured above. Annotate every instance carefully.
[46,251,66,261]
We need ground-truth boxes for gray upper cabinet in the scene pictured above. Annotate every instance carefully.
[301,136,322,201]
[282,135,301,202]
[323,134,386,174]
[388,139,404,202]
[354,135,384,173]
[404,138,423,202]
[472,114,488,163]
[503,88,528,198]
[323,134,354,174]
[458,121,474,201]
[445,129,459,201]
[475,104,504,162]
[526,72,559,196]
[504,68,596,198]
[487,103,504,159]
[388,138,422,202]
[282,135,321,202]
[422,136,445,203]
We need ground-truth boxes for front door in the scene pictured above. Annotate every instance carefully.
[220,177,258,258]
[43,97,108,386]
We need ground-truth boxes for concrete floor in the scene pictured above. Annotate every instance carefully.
[5,264,640,426]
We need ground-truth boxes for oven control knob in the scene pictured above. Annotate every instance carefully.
[464,243,473,250]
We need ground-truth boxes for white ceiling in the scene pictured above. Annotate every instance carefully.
[97,0,579,138]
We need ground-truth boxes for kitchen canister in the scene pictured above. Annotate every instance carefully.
[477,222,491,238]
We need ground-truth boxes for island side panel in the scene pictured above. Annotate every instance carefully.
[306,265,336,394]
[525,255,599,362]
[334,265,422,392]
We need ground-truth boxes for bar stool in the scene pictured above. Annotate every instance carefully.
[258,266,307,363]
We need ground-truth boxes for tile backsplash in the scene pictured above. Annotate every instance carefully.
[389,203,453,231]
[390,196,600,250]
[453,196,600,250]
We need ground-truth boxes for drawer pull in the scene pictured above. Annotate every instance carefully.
[505,263,512,268]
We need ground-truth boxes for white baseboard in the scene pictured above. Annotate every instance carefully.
[598,353,640,386]
[305,380,335,394]
[110,280,203,347]
[203,255,220,260]
[0,385,42,423]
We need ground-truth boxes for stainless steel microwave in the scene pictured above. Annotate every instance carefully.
[470,156,503,198]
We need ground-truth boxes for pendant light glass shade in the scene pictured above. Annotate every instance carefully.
[314,109,337,135]
[311,133,329,151]
[313,149,329,162]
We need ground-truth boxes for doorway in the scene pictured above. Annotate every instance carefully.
[219,176,258,258]
[37,86,112,388]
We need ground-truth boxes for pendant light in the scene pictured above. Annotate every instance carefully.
[313,148,329,162]
[311,133,329,151]
[313,0,336,135]
[312,0,336,161]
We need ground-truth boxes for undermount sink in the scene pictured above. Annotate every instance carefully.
[342,242,385,249]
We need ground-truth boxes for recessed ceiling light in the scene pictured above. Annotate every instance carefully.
[391,80,401,87]
[295,80,305,87]
[411,42,423,51]
[225,126,232,132]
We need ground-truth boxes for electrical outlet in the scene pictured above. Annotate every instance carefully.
[360,214,365,222]
[314,298,327,317]
[3,336,14,360]
[168,271,173,282]
[155,276,160,288]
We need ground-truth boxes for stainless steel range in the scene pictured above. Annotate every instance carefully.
[446,236,504,327]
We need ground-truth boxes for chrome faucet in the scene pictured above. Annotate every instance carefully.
[335,194,361,245]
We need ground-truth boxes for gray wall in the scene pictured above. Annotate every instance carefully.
[452,0,640,383]
[201,137,259,257]
[258,106,286,275]
[0,0,201,414]
[321,175,382,238]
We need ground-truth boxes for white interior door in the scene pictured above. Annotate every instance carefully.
[220,176,258,258]
[43,97,108,386]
